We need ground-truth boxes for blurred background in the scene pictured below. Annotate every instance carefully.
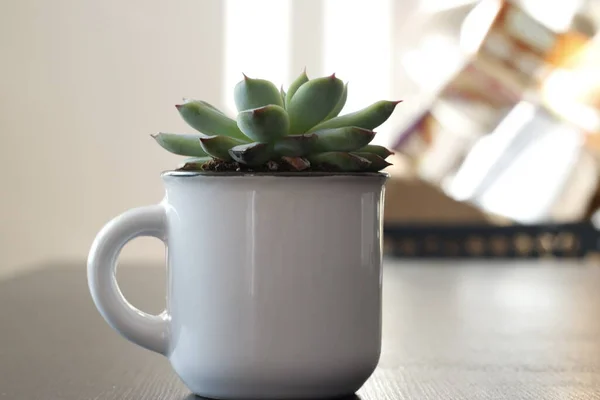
[2,0,600,275]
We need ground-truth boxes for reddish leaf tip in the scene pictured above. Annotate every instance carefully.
[199,135,218,143]
[175,104,183,110]
[252,106,267,115]
[355,127,376,135]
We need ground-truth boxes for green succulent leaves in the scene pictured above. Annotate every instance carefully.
[186,99,224,115]
[311,127,375,153]
[176,100,248,141]
[274,134,317,157]
[280,86,287,108]
[308,152,371,172]
[356,144,394,159]
[237,105,289,142]
[285,69,309,106]
[199,135,246,161]
[234,75,283,111]
[152,133,208,157]
[287,74,344,135]
[324,82,348,121]
[351,152,392,171]
[155,71,400,172]
[229,142,274,166]
[310,100,402,132]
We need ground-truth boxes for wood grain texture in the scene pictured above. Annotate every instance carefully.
[0,260,599,399]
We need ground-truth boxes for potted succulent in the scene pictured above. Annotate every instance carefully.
[87,70,400,399]
[152,70,397,172]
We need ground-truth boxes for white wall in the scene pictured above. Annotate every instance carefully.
[0,0,226,274]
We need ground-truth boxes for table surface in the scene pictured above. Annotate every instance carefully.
[1,260,600,400]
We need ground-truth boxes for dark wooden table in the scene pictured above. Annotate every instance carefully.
[1,260,600,399]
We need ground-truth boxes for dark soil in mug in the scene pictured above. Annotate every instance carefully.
[178,158,338,173]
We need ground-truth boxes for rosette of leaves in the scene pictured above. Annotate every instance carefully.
[152,71,400,172]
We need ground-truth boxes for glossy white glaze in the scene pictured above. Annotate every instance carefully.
[87,172,387,399]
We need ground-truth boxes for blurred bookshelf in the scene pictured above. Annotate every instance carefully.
[383,0,600,260]
[383,222,597,259]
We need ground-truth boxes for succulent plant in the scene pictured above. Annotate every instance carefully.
[152,71,400,172]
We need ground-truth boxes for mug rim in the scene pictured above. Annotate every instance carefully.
[161,170,390,179]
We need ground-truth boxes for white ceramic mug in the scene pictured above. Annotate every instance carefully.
[87,171,387,399]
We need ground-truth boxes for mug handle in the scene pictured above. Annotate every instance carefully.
[87,204,169,355]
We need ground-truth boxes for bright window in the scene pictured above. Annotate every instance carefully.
[224,0,291,113]
[323,0,393,143]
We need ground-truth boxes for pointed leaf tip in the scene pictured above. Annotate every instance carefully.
[152,132,209,157]
[310,100,400,132]
[286,69,310,108]
[351,152,392,171]
[356,144,395,159]
[234,76,283,111]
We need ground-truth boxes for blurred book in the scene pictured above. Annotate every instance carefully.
[387,0,600,224]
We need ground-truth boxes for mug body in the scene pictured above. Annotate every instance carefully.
[163,172,386,399]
